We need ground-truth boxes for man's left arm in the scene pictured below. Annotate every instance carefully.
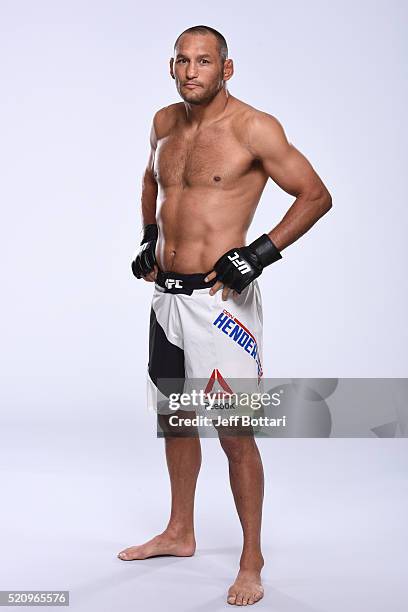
[206,113,332,299]
[246,112,332,251]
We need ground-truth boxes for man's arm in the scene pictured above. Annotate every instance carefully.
[140,119,159,227]
[205,112,333,299]
[246,112,332,251]
[132,116,159,282]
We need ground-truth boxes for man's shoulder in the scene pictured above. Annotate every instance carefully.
[152,103,184,138]
[233,99,282,134]
[230,98,283,145]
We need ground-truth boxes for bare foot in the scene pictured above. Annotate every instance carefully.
[227,569,264,606]
[117,531,196,561]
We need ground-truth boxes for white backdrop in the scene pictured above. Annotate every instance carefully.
[0,2,407,611]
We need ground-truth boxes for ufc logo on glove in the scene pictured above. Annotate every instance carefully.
[227,252,251,274]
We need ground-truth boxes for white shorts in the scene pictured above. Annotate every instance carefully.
[147,269,264,419]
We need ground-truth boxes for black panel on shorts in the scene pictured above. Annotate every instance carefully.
[148,306,185,397]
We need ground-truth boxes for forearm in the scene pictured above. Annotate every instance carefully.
[141,201,157,227]
[208,187,331,293]
[267,189,332,251]
[140,175,158,227]
[132,179,159,279]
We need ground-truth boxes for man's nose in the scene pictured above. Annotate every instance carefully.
[186,62,199,79]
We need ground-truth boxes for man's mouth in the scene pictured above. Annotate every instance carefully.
[184,83,201,89]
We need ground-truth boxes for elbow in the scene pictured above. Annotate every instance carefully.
[319,187,333,214]
[307,184,333,214]
[325,192,333,212]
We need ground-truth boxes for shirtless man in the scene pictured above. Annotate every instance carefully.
[118,25,332,606]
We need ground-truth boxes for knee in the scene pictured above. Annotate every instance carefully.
[218,435,255,462]
[158,411,199,439]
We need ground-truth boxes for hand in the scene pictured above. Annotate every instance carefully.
[142,264,158,282]
[205,234,282,296]
[131,224,158,279]
[204,270,239,301]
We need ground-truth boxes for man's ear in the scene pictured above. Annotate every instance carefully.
[169,57,175,79]
[223,58,234,82]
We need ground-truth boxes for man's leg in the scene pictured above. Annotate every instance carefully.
[218,431,265,606]
[118,282,202,561]
[175,277,265,601]
[118,413,201,560]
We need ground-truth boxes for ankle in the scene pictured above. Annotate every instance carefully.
[240,551,264,572]
[164,524,195,540]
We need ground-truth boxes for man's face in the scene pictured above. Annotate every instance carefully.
[171,34,226,105]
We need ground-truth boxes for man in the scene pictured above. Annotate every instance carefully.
[118,25,332,606]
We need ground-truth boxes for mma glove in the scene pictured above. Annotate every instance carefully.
[213,234,282,294]
[131,223,158,279]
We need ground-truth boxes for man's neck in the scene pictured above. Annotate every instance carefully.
[183,88,231,127]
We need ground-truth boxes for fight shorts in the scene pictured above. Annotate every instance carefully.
[146,269,264,427]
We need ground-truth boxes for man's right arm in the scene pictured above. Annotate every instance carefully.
[140,119,158,227]
[131,115,159,281]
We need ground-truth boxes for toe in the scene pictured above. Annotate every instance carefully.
[253,590,263,602]
[236,592,244,605]
[227,592,237,605]
[247,595,255,605]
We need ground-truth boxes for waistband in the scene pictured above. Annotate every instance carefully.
[155,270,217,294]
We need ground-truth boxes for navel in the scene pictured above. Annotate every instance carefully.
[213,175,222,182]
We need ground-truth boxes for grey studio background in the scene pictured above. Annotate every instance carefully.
[0,1,407,611]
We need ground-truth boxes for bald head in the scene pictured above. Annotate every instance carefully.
[174,25,228,63]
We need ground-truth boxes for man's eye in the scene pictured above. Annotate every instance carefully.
[201,59,209,64]
[176,59,187,63]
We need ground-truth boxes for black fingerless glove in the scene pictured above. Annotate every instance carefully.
[131,223,158,279]
[213,234,282,294]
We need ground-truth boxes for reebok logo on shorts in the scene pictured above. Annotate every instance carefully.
[213,309,263,378]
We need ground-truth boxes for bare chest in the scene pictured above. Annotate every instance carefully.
[154,127,255,188]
